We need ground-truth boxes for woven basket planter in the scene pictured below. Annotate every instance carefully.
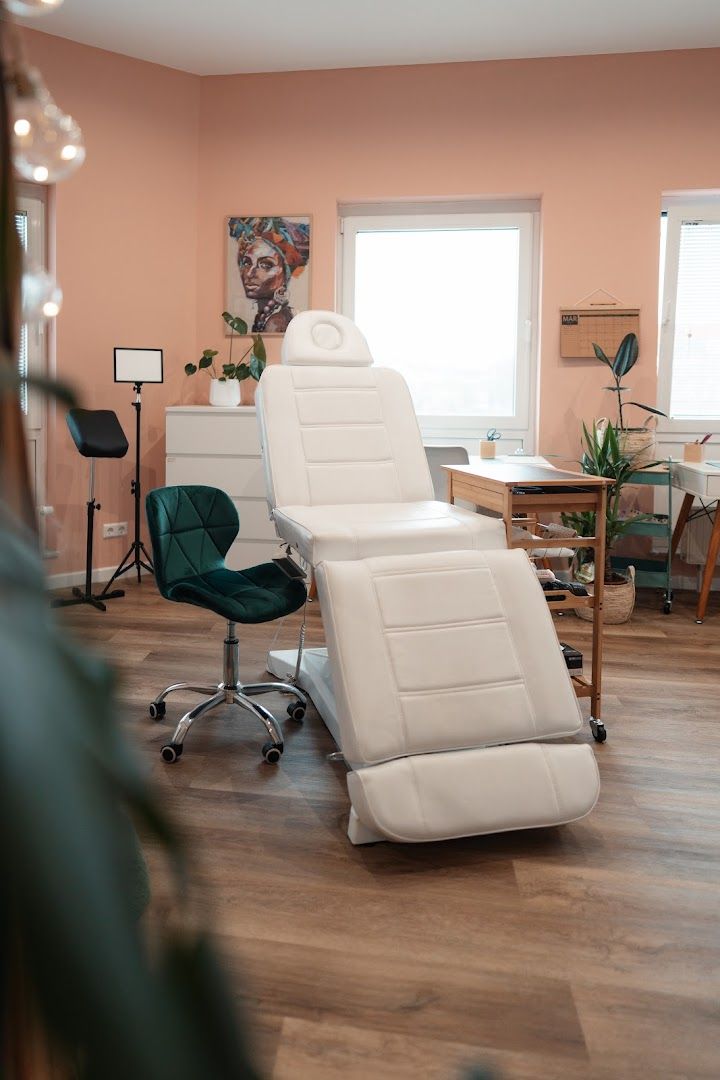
[597,417,658,469]
[618,427,657,468]
[576,566,635,624]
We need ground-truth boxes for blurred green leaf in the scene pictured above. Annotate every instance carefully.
[184,363,197,376]
[0,367,76,407]
[235,363,251,381]
[0,520,259,1078]
[198,356,213,370]
[202,349,219,359]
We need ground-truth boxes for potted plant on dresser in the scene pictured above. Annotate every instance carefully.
[563,422,658,624]
[185,312,266,406]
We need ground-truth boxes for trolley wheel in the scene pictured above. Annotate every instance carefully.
[589,719,607,744]
[161,743,183,763]
[287,701,306,722]
[149,700,166,720]
[262,741,283,764]
[663,600,672,615]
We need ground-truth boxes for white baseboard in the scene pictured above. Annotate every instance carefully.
[47,565,151,590]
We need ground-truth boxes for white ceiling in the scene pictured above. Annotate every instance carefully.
[23,0,720,76]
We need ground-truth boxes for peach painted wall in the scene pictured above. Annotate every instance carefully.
[22,33,720,576]
[197,49,720,450]
[21,30,200,574]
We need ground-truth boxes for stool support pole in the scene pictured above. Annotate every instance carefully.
[51,457,125,612]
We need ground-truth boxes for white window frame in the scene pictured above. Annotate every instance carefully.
[658,198,720,439]
[339,204,539,451]
[16,182,48,509]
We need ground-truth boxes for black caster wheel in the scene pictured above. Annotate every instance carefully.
[663,601,672,615]
[262,741,283,764]
[161,743,183,763]
[589,719,607,743]
[149,701,166,720]
[287,701,306,722]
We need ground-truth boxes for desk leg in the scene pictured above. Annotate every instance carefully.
[695,504,720,624]
[590,486,607,731]
[671,492,694,559]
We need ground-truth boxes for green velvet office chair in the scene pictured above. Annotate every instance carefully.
[145,485,308,765]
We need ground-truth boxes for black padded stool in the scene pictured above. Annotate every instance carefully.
[52,409,129,612]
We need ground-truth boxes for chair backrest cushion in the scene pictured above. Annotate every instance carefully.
[257,364,435,509]
[145,486,238,598]
[316,547,583,768]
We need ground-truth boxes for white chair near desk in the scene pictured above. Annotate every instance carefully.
[424,445,469,501]
[256,310,600,845]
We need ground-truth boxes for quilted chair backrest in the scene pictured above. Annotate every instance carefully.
[145,486,239,598]
[256,311,434,510]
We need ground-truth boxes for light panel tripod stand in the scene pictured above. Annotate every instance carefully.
[101,381,154,594]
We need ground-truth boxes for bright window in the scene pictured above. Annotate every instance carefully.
[658,202,720,426]
[15,185,48,505]
[340,207,537,444]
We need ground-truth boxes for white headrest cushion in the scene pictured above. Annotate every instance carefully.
[281,311,373,367]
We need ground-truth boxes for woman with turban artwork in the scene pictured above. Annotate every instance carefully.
[226,215,311,334]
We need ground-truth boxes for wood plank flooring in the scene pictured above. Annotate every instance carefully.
[55,580,720,1079]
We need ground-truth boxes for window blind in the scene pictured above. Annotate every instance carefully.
[14,210,29,415]
[669,220,720,420]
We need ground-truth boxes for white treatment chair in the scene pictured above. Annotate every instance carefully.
[256,312,599,842]
[256,311,506,738]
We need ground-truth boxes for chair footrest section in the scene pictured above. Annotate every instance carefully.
[346,742,600,845]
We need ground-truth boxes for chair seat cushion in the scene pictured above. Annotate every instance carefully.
[167,562,306,623]
[273,501,506,564]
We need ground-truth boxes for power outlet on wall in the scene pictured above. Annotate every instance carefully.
[103,522,128,539]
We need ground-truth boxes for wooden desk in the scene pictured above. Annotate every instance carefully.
[670,461,720,624]
[443,460,610,740]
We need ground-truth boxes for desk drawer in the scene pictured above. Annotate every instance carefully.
[166,411,260,456]
[166,454,266,498]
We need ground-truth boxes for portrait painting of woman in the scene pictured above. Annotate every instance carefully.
[226,215,311,334]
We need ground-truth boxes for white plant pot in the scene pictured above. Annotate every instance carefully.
[209,379,240,407]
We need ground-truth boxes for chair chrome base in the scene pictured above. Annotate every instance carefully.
[151,621,307,765]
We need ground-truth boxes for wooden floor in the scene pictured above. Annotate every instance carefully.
[56,579,720,1080]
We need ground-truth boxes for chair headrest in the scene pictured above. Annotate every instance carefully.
[281,311,373,367]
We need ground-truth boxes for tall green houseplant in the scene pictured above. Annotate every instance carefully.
[593,332,665,431]
[563,421,657,584]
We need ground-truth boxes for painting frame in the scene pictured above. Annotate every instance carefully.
[224,213,313,337]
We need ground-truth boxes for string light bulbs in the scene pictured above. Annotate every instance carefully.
[22,263,63,321]
[5,0,65,15]
[12,70,85,183]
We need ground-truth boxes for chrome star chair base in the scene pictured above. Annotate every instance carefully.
[145,485,308,765]
[149,619,307,765]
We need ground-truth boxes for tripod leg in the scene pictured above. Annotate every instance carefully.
[99,544,134,596]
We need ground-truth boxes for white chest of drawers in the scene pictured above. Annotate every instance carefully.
[165,406,279,570]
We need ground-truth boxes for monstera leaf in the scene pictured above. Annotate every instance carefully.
[222,311,248,336]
